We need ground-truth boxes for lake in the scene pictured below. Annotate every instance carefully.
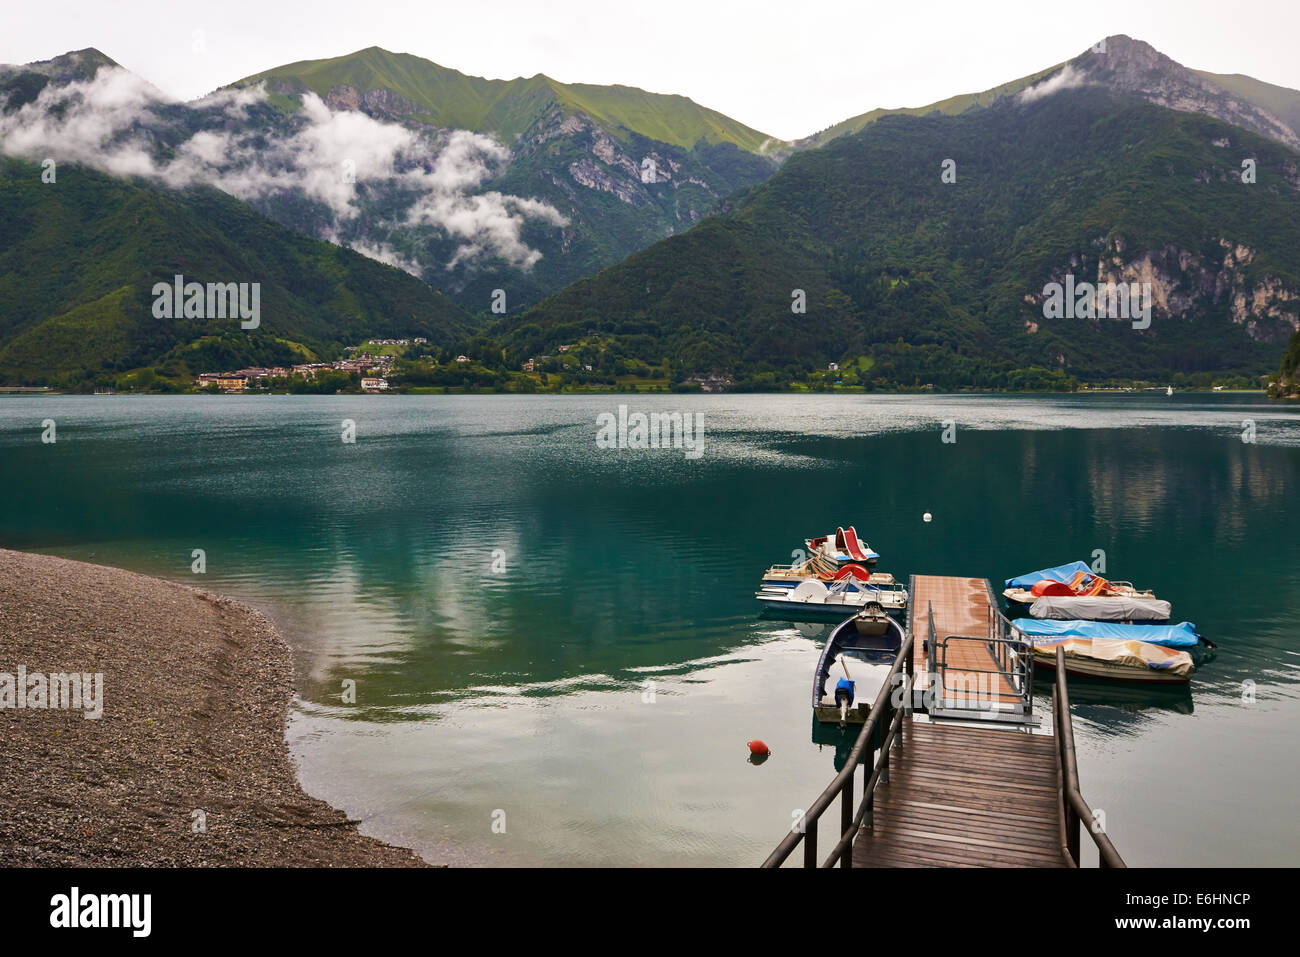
[1,392,1297,866]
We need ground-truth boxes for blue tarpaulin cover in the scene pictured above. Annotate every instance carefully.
[1011,618,1200,648]
[1005,561,1093,590]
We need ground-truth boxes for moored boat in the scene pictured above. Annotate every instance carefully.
[756,575,908,616]
[806,526,878,565]
[1003,561,1159,608]
[1027,636,1194,683]
[761,560,896,591]
[1028,595,1171,622]
[1012,618,1202,683]
[812,612,905,724]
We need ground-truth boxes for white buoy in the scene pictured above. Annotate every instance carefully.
[923,512,933,523]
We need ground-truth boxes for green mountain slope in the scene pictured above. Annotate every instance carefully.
[235,46,781,153]
[0,157,471,387]
[499,87,1300,389]
[801,64,1060,148]
[1194,70,1300,143]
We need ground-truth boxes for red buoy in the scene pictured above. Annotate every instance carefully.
[747,739,770,757]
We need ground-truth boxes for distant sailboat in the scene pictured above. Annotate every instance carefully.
[1166,386,1174,396]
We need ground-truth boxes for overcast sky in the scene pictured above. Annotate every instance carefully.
[4,0,1298,141]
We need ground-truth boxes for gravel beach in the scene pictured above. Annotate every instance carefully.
[0,548,426,866]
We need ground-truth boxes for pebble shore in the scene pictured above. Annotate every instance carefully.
[0,548,426,866]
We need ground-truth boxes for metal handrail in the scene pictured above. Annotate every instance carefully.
[933,634,1033,713]
[993,590,1036,705]
[927,592,1034,715]
[1053,646,1126,868]
[761,633,915,869]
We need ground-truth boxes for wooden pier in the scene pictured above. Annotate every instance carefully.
[763,575,1125,869]
[850,719,1065,867]
[910,575,1023,715]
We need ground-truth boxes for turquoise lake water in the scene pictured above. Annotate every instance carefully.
[1,393,1297,866]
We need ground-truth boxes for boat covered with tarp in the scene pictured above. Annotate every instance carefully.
[1019,634,1190,681]
[1003,561,1159,607]
[1028,595,1171,622]
[1005,561,1094,591]
[1011,618,1200,648]
[1011,617,1203,683]
[1021,635,1195,683]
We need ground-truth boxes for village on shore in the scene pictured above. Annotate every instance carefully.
[195,338,430,393]
[187,336,735,395]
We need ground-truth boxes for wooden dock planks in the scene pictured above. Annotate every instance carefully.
[852,719,1067,867]
[911,574,1020,709]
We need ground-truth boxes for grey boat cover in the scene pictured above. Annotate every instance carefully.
[1028,596,1171,622]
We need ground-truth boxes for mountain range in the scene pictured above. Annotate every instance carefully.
[503,37,1300,389]
[2,35,1300,389]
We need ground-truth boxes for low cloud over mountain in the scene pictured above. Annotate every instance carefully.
[0,61,568,277]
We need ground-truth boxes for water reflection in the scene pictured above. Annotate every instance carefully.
[0,393,1297,865]
[1045,677,1195,722]
[810,716,860,773]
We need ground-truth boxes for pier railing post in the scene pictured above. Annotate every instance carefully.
[803,819,817,868]
[1068,805,1081,864]
[841,772,854,867]
[1054,646,1124,867]
[863,740,876,831]
[879,703,891,785]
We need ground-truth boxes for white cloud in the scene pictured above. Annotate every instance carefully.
[0,68,167,177]
[1019,65,1087,104]
[0,67,567,273]
[342,238,422,276]
[404,131,569,270]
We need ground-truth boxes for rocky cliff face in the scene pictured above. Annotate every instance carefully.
[1068,36,1300,150]
[520,107,711,216]
[1029,234,1300,342]
[322,84,424,120]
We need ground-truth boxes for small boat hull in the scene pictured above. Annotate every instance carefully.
[814,702,874,724]
[755,586,908,616]
[1030,650,1190,684]
[1027,636,1195,684]
[812,614,906,724]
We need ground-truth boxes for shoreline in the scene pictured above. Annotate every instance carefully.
[0,548,427,867]
[0,388,1275,397]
